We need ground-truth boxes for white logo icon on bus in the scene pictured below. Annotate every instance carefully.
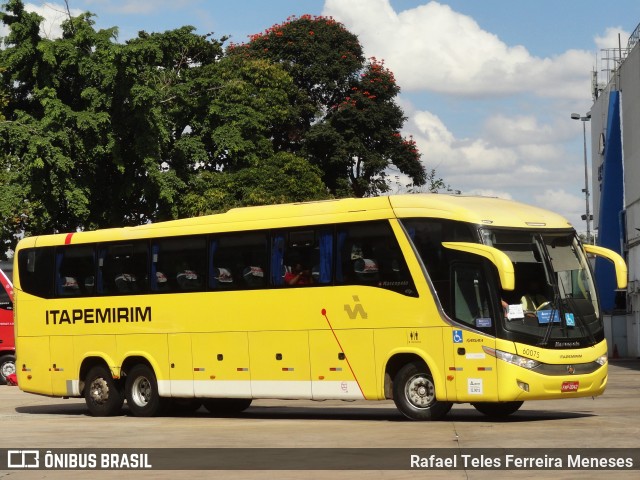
[7,450,40,469]
[453,330,463,343]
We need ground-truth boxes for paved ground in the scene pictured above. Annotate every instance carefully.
[0,360,638,479]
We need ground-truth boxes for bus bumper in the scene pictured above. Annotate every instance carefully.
[496,361,608,401]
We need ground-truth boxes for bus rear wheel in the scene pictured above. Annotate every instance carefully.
[202,398,252,415]
[472,401,523,417]
[393,362,452,421]
[125,364,167,417]
[84,366,124,417]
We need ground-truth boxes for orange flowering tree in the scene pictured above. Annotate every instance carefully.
[231,15,427,197]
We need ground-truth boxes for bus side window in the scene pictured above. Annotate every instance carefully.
[451,262,494,331]
[272,228,332,287]
[211,232,268,291]
[152,237,206,293]
[55,246,95,297]
[0,283,12,310]
[336,221,416,296]
[100,242,148,295]
[18,248,55,299]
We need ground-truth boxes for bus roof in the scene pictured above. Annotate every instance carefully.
[18,194,573,247]
[389,194,572,229]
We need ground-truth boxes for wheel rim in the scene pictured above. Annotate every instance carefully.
[1,362,15,378]
[131,376,152,407]
[89,378,110,406]
[405,373,435,409]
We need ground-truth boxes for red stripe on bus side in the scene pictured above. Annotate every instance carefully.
[64,233,74,244]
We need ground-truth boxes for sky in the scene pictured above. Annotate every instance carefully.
[4,0,640,233]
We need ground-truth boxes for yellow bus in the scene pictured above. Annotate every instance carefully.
[13,194,627,420]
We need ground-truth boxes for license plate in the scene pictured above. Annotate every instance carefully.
[561,381,579,392]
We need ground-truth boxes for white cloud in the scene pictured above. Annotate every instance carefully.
[482,114,574,147]
[403,107,587,207]
[23,2,84,39]
[324,0,593,99]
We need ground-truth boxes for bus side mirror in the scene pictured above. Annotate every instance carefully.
[442,242,515,291]
[584,244,628,289]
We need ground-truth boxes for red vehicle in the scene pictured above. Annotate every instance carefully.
[0,267,15,385]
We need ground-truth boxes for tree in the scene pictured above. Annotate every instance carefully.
[233,15,427,197]
[181,152,329,216]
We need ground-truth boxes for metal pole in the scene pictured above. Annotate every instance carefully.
[582,119,591,243]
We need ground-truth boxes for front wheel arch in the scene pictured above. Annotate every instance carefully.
[384,352,446,400]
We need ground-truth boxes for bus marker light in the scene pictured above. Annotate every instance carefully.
[447,375,454,381]
[319,376,325,380]
[517,381,529,392]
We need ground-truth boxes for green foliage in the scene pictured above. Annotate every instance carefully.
[181,152,328,216]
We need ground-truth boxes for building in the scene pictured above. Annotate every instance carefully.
[590,25,640,358]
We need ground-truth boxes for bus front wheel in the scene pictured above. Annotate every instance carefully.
[472,401,523,417]
[393,362,452,421]
[125,364,167,417]
[84,366,124,417]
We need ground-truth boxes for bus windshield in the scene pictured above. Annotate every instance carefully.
[481,229,602,347]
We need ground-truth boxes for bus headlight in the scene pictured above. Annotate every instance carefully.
[595,355,607,366]
[484,347,540,370]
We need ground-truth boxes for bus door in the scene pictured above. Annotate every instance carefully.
[49,334,74,395]
[448,261,499,402]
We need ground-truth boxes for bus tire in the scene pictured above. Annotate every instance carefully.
[393,362,452,421]
[202,398,252,415]
[84,366,124,417]
[125,364,167,417]
[0,354,16,385]
[472,401,523,417]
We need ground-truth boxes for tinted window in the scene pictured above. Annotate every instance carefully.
[151,237,206,292]
[452,262,495,333]
[336,221,416,296]
[98,243,148,295]
[402,219,477,307]
[210,232,268,290]
[18,247,55,298]
[55,246,96,297]
[272,228,333,287]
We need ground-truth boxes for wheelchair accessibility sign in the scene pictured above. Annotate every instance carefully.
[453,330,463,343]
